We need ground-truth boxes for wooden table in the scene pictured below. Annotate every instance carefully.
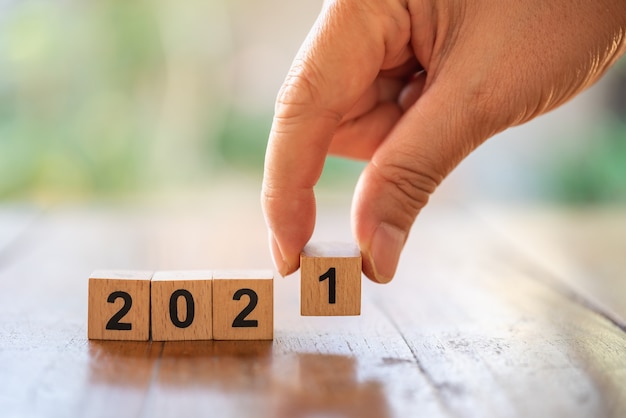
[1,191,625,418]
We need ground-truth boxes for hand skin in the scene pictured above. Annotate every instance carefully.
[261,0,626,283]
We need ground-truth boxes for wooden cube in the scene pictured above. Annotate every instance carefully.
[88,270,152,341]
[300,242,362,316]
[151,270,213,341]
[212,270,273,340]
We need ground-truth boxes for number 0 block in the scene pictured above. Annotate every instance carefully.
[212,270,273,340]
[88,270,152,341]
[151,271,213,341]
[300,242,362,316]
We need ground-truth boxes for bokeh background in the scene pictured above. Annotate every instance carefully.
[0,0,624,204]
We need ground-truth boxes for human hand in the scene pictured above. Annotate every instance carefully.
[261,0,626,283]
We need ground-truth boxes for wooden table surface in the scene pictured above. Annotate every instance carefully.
[1,191,625,418]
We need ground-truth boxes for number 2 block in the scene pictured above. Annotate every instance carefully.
[212,270,273,340]
[300,242,362,316]
[151,270,213,341]
[88,270,152,341]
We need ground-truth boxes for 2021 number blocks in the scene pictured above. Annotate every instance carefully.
[88,242,362,341]
[88,269,273,341]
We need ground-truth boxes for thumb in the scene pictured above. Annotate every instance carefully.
[352,82,491,283]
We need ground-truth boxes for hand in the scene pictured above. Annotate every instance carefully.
[261,0,626,282]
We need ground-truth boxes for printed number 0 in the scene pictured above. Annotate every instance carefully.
[319,267,336,304]
[169,289,195,328]
[232,288,259,328]
[105,291,133,330]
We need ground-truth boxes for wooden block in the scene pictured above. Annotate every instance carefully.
[151,270,213,341]
[300,242,362,316]
[212,270,273,340]
[88,270,152,341]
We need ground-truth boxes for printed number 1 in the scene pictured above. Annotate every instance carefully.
[319,267,336,304]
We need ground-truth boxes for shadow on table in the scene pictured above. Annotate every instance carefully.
[87,340,161,387]
[275,352,390,418]
[87,340,390,417]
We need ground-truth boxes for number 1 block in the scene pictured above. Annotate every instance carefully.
[88,270,152,341]
[300,242,362,316]
[151,270,213,341]
[212,270,273,340]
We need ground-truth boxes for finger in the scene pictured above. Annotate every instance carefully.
[333,71,426,160]
[342,77,404,122]
[399,71,427,111]
[262,0,410,276]
[330,102,402,160]
[351,80,487,283]
[342,59,422,123]
[379,56,422,77]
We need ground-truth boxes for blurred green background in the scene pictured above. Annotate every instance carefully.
[0,0,624,203]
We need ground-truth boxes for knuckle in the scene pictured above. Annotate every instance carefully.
[456,71,521,138]
[463,80,504,125]
[274,59,342,125]
[375,158,443,219]
[276,60,318,111]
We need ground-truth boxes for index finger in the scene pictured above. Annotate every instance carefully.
[261,0,410,275]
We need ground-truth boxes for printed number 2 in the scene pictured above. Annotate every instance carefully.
[232,288,258,328]
[105,291,132,330]
[319,267,336,304]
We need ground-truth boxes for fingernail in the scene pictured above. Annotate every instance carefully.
[270,232,291,277]
[369,222,406,283]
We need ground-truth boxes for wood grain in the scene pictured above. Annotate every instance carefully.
[473,206,626,328]
[212,270,274,341]
[0,195,625,418]
[88,270,152,341]
[300,242,362,316]
[151,270,213,341]
[372,208,626,417]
